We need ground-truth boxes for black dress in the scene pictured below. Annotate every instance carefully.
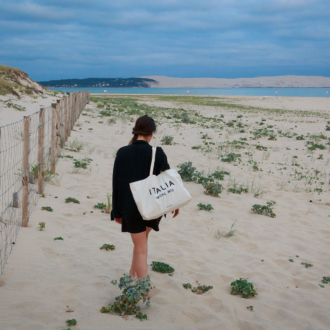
[111,140,170,233]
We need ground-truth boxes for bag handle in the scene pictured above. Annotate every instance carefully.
[149,146,157,176]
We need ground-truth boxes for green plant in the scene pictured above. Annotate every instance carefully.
[177,162,196,181]
[211,220,237,239]
[67,138,84,152]
[65,197,80,204]
[212,170,229,180]
[151,261,174,273]
[100,244,115,251]
[202,182,223,197]
[247,306,254,311]
[105,193,112,214]
[221,153,241,163]
[230,279,258,299]
[197,203,213,211]
[54,237,63,240]
[161,135,174,145]
[66,319,77,326]
[289,259,294,262]
[94,202,106,210]
[192,171,214,184]
[183,283,213,294]
[38,222,45,231]
[251,201,276,218]
[321,276,330,284]
[41,206,53,212]
[301,262,313,268]
[31,164,38,178]
[101,274,153,320]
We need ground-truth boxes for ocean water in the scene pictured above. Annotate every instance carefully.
[50,87,330,98]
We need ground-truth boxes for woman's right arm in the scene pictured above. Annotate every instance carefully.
[111,151,121,221]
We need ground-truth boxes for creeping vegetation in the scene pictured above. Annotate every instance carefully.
[101,274,153,320]
[202,182,223,197]
[251,201,276,218]
[100,244,115,251]
[301,262,313,268]
[321,276,330,284]
[65,197,80,204]
[221,153,241,163]
[177,162,196,181]
[73,158,93,169]
[94,203,106,210]
[66,319,77,326]
[41,206,53,212]
[151,261,174,273]
[161,135,174,145]
[230,279,258,299]
[183,283,213,294]
[37,222,45,231]
[54,237,64,240]
[197,203,213,211]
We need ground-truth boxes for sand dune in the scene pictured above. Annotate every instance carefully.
[142,75,330,88]
[0,94,330,329]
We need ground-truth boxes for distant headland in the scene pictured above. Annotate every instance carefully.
[38,75,330,89]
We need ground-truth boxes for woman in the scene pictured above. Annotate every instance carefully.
[111,115,179,280]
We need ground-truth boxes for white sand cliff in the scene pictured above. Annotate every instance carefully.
[142,75,330,88]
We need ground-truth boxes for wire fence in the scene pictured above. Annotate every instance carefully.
[0,91,90,275]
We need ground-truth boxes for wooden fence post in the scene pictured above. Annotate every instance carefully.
[22,116,30,227]
[13,192,18,208]
[68,94,72,137]
[71,93,75,130]
[38,108,45,194]
[64,96,68,142]
[56,100,60,156]
[51,104,56,173]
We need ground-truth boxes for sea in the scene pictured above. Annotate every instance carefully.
[50,87,330,98]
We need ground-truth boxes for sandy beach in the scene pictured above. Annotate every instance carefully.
[0,94,330,330]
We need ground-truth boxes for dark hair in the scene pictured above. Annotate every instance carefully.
[129,115,156,145]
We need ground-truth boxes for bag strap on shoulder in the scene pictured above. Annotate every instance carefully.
[149,146,157,176]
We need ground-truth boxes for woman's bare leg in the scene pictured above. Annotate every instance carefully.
[129,227,153,279]
[130,231,148,279]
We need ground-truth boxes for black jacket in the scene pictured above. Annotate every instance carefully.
[111,140,170,220]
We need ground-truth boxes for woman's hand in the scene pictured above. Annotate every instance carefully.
[114,218,122,224]
[172,209,179,218]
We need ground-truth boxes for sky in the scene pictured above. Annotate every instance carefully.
[0,0,329,81]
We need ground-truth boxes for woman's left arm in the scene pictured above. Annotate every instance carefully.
[111,151,121,221]
[154,147,170,175]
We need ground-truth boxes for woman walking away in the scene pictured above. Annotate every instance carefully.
[111,115,179,281]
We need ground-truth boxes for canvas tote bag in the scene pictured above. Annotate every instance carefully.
[130,146,192,220]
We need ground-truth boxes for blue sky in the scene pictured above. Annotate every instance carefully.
[0,0,329,81]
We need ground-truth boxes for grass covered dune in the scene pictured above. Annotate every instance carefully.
[0,94,330,329]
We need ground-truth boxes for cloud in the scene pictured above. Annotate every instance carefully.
[0,0,329,80]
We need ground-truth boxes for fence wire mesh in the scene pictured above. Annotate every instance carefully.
[0,92,89,274]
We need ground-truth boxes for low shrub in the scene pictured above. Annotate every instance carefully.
[65,197,80,204]
[202,182,223,197]
[230,279,257,299]
[161,135,174,145]
[197,203,213,211]
[151,261,174,273]
[251,201,276,218]
[101,274,153,320]
[100,244,115,251]
[183,283,213,294]
[221,153,241,163]
[41,206,53,212]
[177,162,196,181]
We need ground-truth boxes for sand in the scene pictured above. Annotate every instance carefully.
[0,94,330,330]
[142,75,330,88]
